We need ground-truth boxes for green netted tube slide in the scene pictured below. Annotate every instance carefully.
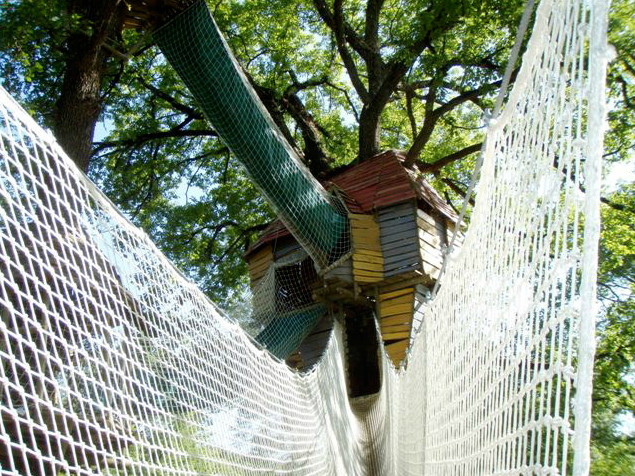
[255,305,326,360]
[154,1,348,270]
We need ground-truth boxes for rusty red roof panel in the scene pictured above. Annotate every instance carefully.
[329,150,415,212]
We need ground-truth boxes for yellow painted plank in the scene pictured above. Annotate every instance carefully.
[382,331,410,340]
[353,260,384,272]
[352,236,381,246]
[249,259,271,274]
[379,292,414,307]
[380,302,414,317]
[381,332,410,347]
[385,340,410,354]
[420,239,443,256]
[418,228,441,248]
[352,237,382,248]
[380,313,412,327]
[249,258,272,271]
[352,222,380,231]
[420,255,443,271]
[355,276,383,284]
[353,268,383,277]
[388,349,406,359]
[355,249,383,258]
[354,275,383,284]
[355,244,382,253]
[248,245,273,280]
[249,267,270,281]
[352,253,384,265]
[388,353,406,366]
[381,324,411,333]
[379,287,413,301]
[380,302,414,316]
[417,209,436,227]
[352,222,380,233]
[417,216,438,234]
[422,262,440,279]
[351,214,382,256]
[349,213,377,222]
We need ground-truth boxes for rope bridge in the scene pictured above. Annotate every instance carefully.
[0,0,610,473]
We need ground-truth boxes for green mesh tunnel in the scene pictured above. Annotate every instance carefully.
[255,304,326,360]
[154,1,348,269]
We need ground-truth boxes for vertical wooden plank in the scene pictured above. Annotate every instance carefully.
[378,202,419,279]
[351,212,384,284]
[248,244,273,286]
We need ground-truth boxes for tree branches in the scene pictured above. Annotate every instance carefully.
[419,142,482,174]
[94,128,217,154]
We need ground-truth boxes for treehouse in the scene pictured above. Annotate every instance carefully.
[244,150,464,369]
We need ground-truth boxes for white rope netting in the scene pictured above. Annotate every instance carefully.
[0,0,609,473]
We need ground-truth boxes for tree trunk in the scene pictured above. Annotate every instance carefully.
[54,40,105,172]
[358,105,381,161]
[358,61,409,161]
[53,1,124,172]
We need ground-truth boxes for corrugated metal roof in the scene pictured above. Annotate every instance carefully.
[327,150,416,211]
[245,150,457,257]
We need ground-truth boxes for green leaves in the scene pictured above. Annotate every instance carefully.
[593,183,635,472]
[605,0,635,162]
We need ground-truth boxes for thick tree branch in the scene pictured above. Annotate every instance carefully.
[442,178,475,206]
[374,60,410,110]
[358,59,410,159]
[398,79,434,92]
[137,77,204,120]
[616,75,633,109]
[248,78,303,156]
[312,0,372,60]
[600,196,633,213]
[249,74,332,176]
[622,57,635,77]
[93,128,217,154]
[334,0,370,101]
[444,191,461,216]
[419,142,483,174]
[554,154,635,214]
[282,91,332,176]
[364,0,385,93]
[364,0,384,49]
[405,89,417,139]
[212,222,270,264]
[406,72,515,164]
[185,220,239,245]
[284,71,328,96]
[433,73,515,118]
[404,79,440,164]
[312,0,369,101]
[326,81,360,121]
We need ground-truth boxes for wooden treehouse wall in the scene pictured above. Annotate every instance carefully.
[245,198,464,371]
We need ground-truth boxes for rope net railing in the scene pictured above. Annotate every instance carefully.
[0,0,609,474]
